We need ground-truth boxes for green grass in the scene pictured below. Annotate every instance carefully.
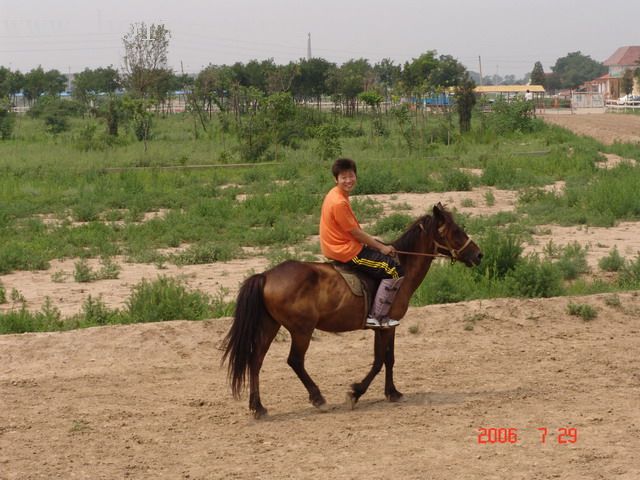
[2,109,640,333]
[0,276,234,334]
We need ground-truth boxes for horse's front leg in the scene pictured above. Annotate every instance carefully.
[348,329,393,408]
[384,329,403,402]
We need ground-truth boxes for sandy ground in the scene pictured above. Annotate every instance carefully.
[2,111,640,478]
[1,293,640,479]
[542,113,640,145]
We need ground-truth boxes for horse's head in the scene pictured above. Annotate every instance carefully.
[432,203,483,267]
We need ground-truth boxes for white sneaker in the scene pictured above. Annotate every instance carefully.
[365,317,381,328]
[381,318,400,328]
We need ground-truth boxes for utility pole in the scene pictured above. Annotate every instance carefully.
[478,56,483,86]
[307,33,312,60]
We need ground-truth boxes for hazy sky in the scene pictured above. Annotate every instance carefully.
[1,0,638,78]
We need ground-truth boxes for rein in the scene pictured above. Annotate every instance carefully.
[394,250,448,258]
[393,223,473,262]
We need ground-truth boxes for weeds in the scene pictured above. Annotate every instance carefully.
[567,302,598,321]
[74,257,121,282]
[599,247,625,272]
[618,254,640,288]
[603,294,621,308]
[0,277,234,334]
[408,323,420,334]
[484,190,495,206]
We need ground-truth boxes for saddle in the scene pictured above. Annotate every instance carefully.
[330,262,379,328]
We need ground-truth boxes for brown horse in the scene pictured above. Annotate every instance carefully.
[222,203,482,418]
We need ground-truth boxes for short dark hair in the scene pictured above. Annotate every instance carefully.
[331,158,357,180]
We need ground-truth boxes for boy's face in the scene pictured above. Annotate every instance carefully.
[335,169,357,194]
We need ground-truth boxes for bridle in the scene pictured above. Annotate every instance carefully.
[394,222,473,263]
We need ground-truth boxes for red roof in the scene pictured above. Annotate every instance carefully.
[603,46,640,66]
[593,73,612,81]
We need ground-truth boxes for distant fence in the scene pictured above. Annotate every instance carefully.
[571,93,605,109]
[605,99,640,112]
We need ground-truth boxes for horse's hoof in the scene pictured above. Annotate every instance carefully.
[252,407,268,419]
[346,391,358,410]
[312,397,329,412]
[386,392,405,403]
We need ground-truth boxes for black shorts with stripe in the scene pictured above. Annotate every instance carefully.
[348,246,404,280]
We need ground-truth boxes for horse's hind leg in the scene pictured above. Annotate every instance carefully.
[287,331,327,411]
[348,329,392,408]
[249,317,280,419]
[384,331,403,402]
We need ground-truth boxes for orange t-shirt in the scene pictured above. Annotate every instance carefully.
[319,186,362,262]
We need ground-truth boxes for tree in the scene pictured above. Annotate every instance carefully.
[0,98,15,140]
[327,59,372,115]
[622,69,635,96]
[292,58,334,105]
[22,67,67,101]
[373,58,401,98]
[266,62,299,94]
[0,67,11,98]
[429,55,467,88]
[549,52,606,90]
[6,70,24,104]
[530,61,546,87]
[123,96,154,151]
[73,66,120,106]
[122,22,171,98]
[455,74,476,133]
[401,51,439,95]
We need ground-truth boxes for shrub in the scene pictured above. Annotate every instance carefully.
[97,256,121,280]
[484,190,496,206]
[599,247,625,272]
[371,213,413,238]
[29,96,84,134]
[413,263,505,305]
[567,302,597,321]
[442,170,472,191]
[80,295,119,326]
[173,243,237,265]
[475,230,523,279]
[0,99,16,140]
[74,259,94,283]
[314,123,342,161]
[506,255,564,298]
[125,276,212,322]
[0,298,63,334]
[555,242,590,280]
[0,282,6,304]
[0,242,50,274]
[603,294,621,308]
[618,254,640,288]
[485,98,541,135]
[72,202,100,222]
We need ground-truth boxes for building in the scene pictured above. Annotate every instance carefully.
[595,46,640,99]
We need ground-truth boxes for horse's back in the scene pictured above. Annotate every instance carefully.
[262,260,364,332]
[263,260,339,297]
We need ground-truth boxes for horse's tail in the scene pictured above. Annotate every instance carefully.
[221,273,267,399]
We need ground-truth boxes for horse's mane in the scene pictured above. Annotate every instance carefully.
[392,214,435,252]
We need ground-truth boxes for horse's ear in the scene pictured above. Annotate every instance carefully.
[433,203,445,223]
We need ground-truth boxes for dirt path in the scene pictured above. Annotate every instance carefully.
[2,293,639,479]
[542,113,640,145]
